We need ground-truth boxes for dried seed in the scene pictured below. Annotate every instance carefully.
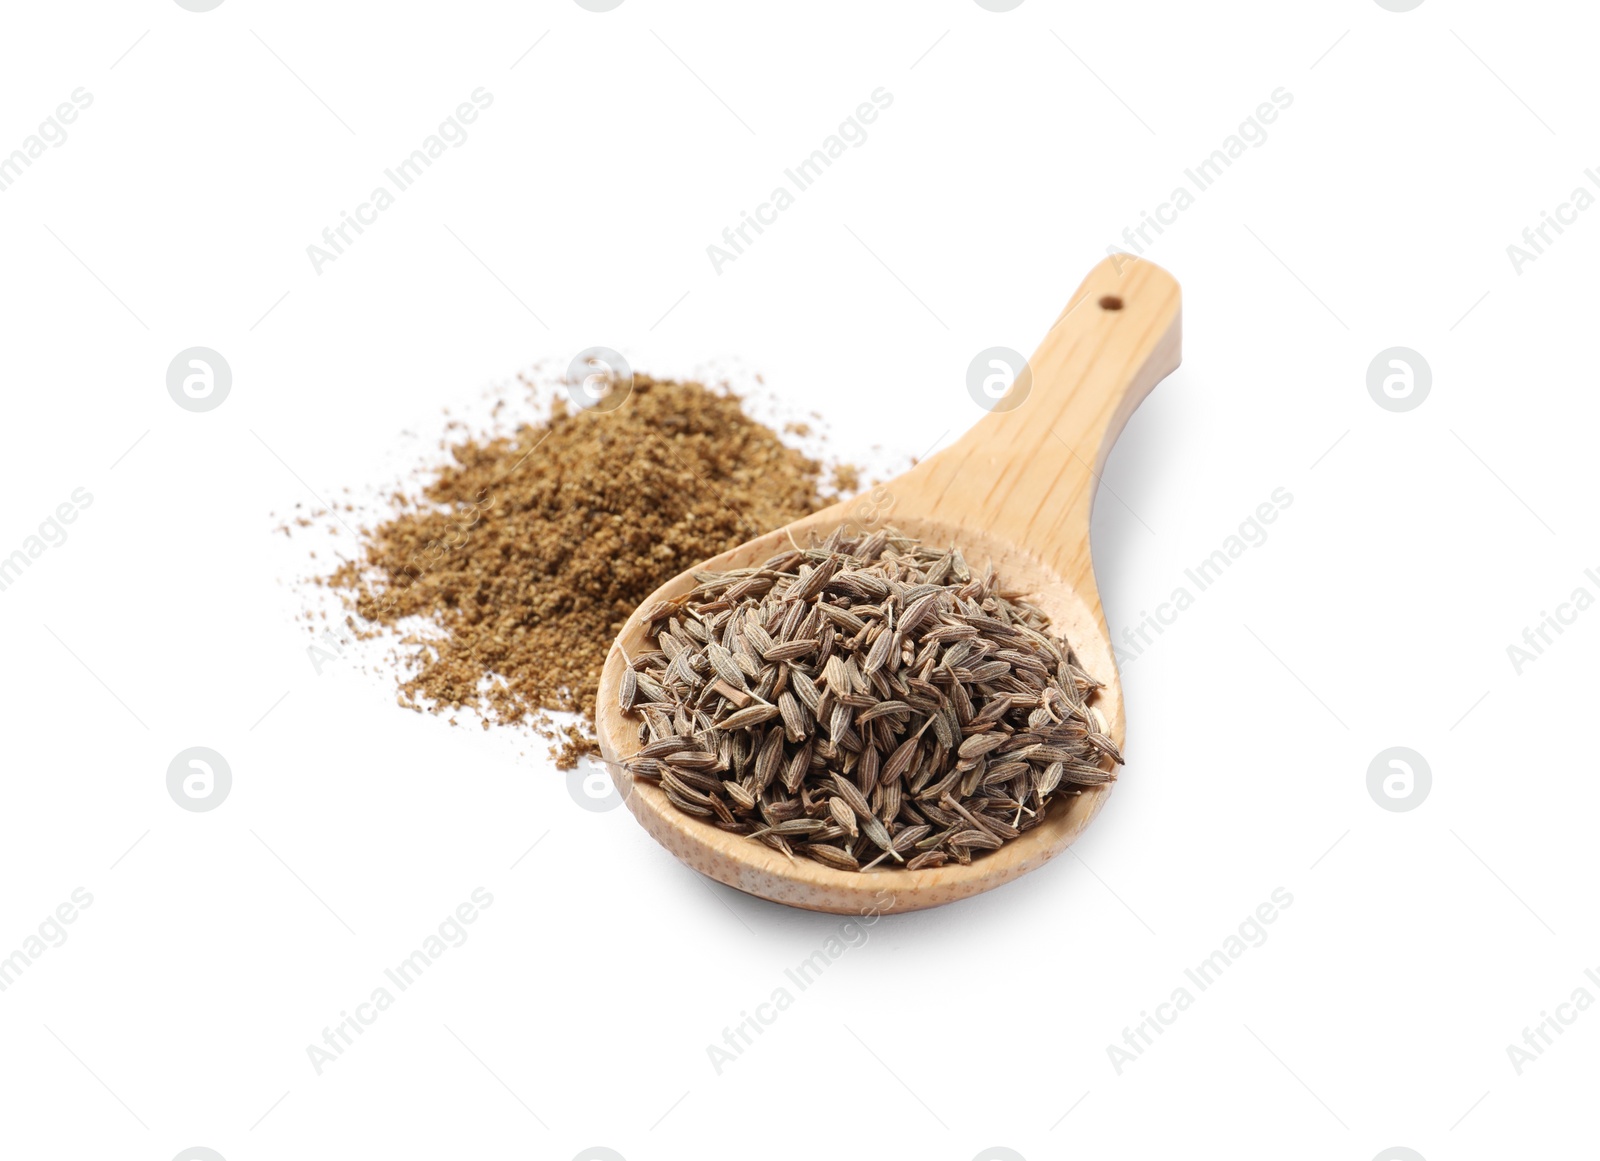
[719,704,781,731]
[790,669,822,715]
[817,602,867,634]
[805,844,860,871]
[764,638,819,662]
[859,814,902,862]
[829,772,873,819]
[883,734,921,784]
[828,797,859,838]
[636,735,693,760]
[823,654,851,698]
[705,643,745,689]
[778,691,809,743]
[857,699,911,725]
[949,828,1003,850]
[957,732,1006,760]
[788,558,836,602]
[754,725,786,791]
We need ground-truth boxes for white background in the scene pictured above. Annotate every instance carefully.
[0,1,1594,1159]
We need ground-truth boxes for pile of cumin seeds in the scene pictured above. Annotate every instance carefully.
[320,375,829,767]
[620,526,1122,872]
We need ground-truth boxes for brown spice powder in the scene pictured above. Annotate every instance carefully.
[322,375,826,767]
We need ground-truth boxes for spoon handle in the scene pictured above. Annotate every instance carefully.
[899,255,1181,602]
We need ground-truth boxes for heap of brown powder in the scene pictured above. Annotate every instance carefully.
[322,375,827,766]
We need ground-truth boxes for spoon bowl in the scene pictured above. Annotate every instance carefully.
[596,256,1181,914]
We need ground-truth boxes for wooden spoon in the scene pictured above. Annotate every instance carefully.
[596,256,1181,914]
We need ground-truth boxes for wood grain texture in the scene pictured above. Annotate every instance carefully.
[596,255,1182,914]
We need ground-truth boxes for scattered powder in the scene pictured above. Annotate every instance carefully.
[829,463,861,495]
[320,375,829,767]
